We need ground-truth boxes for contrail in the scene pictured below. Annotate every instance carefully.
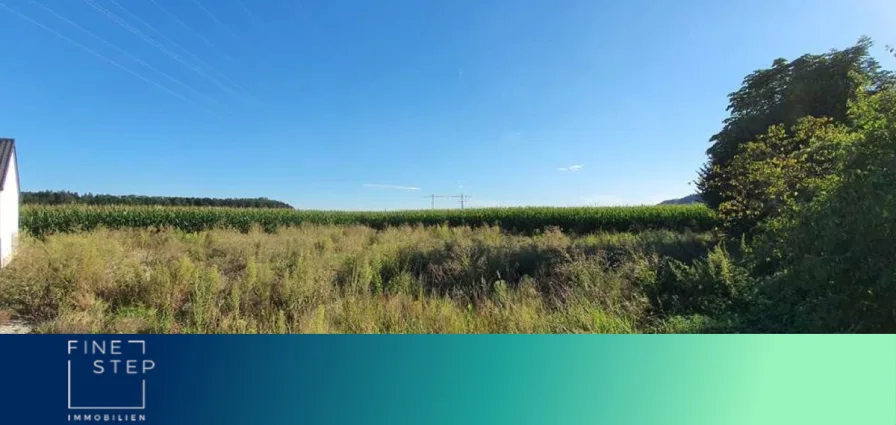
[147,0,235,62]
[81,0,245,101]
[0,2,216,115]
[28,0,222,110]
[233,0,270,37]
[105,0,254,100]
[190,0,248,47]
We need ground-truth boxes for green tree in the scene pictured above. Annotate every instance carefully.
[713,117,855,237]
[698,37,893,210]
[749,88,896,332]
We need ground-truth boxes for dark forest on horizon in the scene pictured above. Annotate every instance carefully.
[21,190,294,209]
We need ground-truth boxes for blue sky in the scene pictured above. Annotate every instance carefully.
[1,0,894,210]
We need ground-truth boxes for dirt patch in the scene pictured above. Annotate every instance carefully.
[0,320,33,334]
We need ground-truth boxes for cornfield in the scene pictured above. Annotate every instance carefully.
[21,204,715,237]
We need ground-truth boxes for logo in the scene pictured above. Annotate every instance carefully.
[66,340,155,422]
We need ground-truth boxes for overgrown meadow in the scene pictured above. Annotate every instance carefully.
[0,223,731,334]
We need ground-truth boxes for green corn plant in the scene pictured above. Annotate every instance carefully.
[21,204,716,237]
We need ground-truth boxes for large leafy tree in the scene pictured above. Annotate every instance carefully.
[714,117,855,237]
[749,88,896,332]
[698,37,894,213]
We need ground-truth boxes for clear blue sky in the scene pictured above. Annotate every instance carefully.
[1,0,894,210]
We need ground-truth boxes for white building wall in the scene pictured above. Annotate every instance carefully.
[0,152,19,266]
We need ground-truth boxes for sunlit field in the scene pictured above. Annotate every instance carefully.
[0,224,724,334]
[21,204,715,236]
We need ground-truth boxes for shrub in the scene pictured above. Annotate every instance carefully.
[651,246,749,318]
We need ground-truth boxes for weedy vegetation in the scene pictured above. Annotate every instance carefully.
[0,225,729,334]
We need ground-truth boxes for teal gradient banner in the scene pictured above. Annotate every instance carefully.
[0,336,893,424]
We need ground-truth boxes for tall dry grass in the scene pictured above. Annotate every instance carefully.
[0,224,714,334]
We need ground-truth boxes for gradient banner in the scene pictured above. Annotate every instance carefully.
[0,335,893,424]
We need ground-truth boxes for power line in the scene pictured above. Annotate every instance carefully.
[191,0,248,48]
[424,194,471,209]
[105,0,255,101]
[27,0,221,110]
[147,0,235,62]
[81,0,242,100]
[424,194,454,209]
[0,1,216,115]
[233,0,268,37]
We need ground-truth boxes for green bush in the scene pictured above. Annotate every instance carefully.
[747,89,896,332]
[651,246,749,318]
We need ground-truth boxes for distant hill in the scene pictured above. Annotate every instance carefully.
[658,194,703,205]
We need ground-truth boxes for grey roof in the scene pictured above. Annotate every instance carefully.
[0,138,17,191]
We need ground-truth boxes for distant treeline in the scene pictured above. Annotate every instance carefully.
[21,191,294,209]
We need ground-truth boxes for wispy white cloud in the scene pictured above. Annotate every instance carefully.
[557,164,584,172]
[362,183,421,191]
